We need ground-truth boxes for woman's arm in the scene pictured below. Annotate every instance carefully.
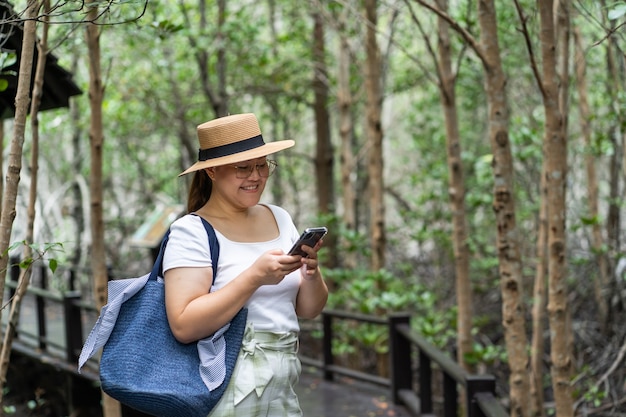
[164,266,258,343]
[164,249,302,343]
[294,243,329,319]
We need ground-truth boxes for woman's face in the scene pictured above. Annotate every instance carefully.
[208,157,271,207]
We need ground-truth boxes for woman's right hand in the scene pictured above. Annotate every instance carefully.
[249,249,302,286]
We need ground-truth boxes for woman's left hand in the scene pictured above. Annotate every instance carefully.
[294,239,327,319]
[297,239,323,279]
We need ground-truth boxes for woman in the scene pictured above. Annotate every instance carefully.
[162,113,328,416]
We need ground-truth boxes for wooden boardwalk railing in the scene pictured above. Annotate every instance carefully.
[4,259,509,417]
[299,310,508,417]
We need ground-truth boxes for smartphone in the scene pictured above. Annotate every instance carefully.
[288,227,328,257]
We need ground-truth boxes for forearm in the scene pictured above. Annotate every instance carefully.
[295,267,328,319]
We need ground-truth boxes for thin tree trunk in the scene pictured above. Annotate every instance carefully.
[0,0,40,401]
[0,120,3,214]
[573,26,608,330]
[364,0,385,271]
[312,10,337,268]
[537,1,573,415]
[185,0,228,118]
[215,0,228,116]
[70,54,85,269]
[337,8,357,269]
[0,0,47,400]
[434,0,473,374]
[266,4,287,210]
[86,2,106,318]
[600,0,624,320]
[477,1,530,415]
[530,174,548,417]
[85,5,121,417]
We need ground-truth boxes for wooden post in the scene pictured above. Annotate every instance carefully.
[466,374,496,417]
[37,264,47,350]
[443,372,458,417]
[322,312,334,381]
[419,348,433,414]
[9,256,19,300]
[63,291,83,364]
[389,313,411,404]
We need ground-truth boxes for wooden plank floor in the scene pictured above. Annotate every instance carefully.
[297,367,412,417]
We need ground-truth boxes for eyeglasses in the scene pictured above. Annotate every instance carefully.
[232,160,278,179]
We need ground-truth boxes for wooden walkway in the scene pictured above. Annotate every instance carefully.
[297,369,412,417]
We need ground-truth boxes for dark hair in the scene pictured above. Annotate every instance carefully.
[187,170,213,213]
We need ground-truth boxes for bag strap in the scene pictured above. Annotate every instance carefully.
[150,214,220,284]
[197,215,220,284]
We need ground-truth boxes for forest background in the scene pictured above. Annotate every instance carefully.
[0,0,624,416]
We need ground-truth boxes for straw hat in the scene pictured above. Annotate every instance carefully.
[179,113,295,176]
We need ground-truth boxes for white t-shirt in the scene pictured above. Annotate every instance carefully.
[162,204,302,333]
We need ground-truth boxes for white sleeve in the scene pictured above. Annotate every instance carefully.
[162,215,212,273]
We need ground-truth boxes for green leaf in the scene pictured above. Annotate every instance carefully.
[580,215,600,225]
[49,258,58,274]
[608,4,626,20]
[19,259,34,269]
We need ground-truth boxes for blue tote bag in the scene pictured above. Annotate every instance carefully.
[79,217,247,417]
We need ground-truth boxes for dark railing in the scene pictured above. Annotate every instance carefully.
[3,258,100,380]
[299,309,508,417]
[5,259,508,417]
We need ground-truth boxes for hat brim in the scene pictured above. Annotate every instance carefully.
[179,140,295,176]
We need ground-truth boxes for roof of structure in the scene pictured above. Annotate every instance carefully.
[0,3,82,119]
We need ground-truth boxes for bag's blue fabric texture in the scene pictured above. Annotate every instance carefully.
[98,217,247,417]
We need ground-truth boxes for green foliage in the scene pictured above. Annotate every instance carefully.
[325,267,457,349]
[0,51,17,92]
[576,380,607,408]
[5,241,63,277]
[150,19,185,39]
[463,341,507,366]
[2,405,16,414]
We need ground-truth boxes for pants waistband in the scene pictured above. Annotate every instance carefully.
[242,325,299,353]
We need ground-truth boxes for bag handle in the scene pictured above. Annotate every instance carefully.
[149,215,220,284]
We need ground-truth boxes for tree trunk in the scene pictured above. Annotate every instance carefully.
[0,120,3,214]
[312,10,338,268]
[537,1,574,415]
[573,27,609,329]
[215,0,228,117]
[530,173,547,417]
[337,8,357,270]
[86,5,122,417]
[434,0,473,374]
[477,1,530,415]
[70,54,86,269]
[600,0,624,321]
[189,0,228,118]
[364,0,385,271]
[0,0,38,392]
[0,0,45,401]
